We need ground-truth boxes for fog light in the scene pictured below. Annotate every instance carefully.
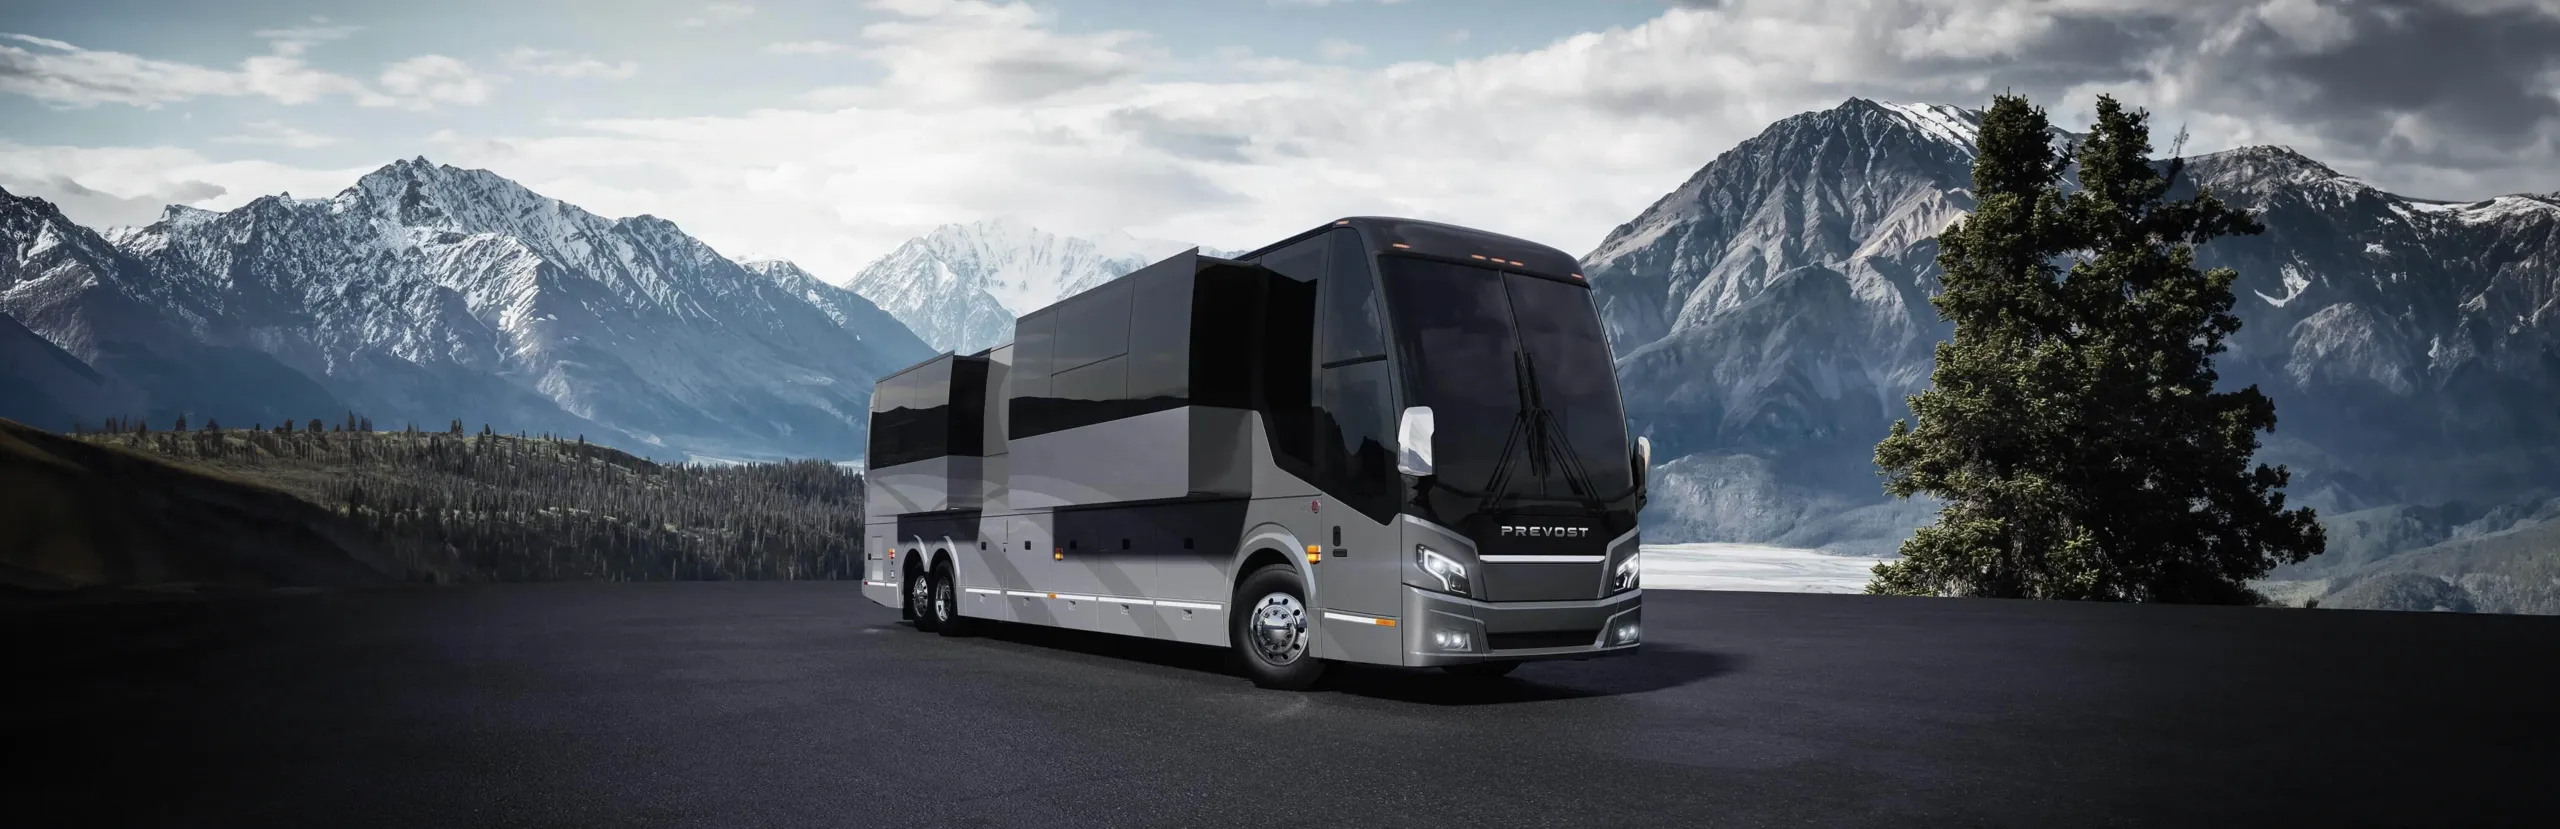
[1431,629,1472,651]
[1614,623,1641,645]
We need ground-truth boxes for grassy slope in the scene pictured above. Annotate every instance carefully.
[0,419,401,591]
[22,421,867,589]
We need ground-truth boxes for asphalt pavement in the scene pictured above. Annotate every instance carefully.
[6,582,2555,828]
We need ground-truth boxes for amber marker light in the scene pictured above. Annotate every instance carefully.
[1053,548,1064,561]
[1306,545,1322,564]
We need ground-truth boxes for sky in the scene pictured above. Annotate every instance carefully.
[4,0,2557,285]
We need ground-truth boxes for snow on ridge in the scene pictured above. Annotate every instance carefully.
[1872,100,1981,148]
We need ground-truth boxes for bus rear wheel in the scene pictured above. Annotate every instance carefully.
[907,560,941,633]
[932,560,976,637]
[1232,565,1325,691]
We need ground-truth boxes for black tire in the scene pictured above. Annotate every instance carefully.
[908,559,941,633]
[1231,564,1326,691]
[1441,660,1522,678]
[932,561,974,637]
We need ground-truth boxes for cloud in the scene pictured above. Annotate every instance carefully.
[254,19,361,57]
[0,171,227,228]
[9,0,2557,289]
[505,48,639,80]
[378,55,498,106]
[215,120,339,149]
[766,40,851,56]
[678,2,757,27]
[0,29,497,110]
[1270,0,1410,6]
[1315,38,1365,61]
[847,0,1156,106]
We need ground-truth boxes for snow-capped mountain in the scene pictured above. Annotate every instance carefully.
[845,216,1240,353]
[3,186,343,429]
[1,159,933,461]
[1584,98,2560,558]
[739,258,935,363]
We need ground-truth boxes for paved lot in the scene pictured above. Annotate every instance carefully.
[7,582,2555,827]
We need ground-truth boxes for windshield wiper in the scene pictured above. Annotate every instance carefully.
[1471,350,1535,516]
[1517,349,1605,505]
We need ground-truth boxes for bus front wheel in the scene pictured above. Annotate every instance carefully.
[1232,565,1326,691]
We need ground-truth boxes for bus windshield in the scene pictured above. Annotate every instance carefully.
[1379,257,1633,522]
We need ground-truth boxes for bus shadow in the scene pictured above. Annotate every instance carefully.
[958,621,1741,705]
[1317,643,1743,706]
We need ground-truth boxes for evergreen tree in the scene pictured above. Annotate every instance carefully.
[205,418,219,431]
[1869,93,2323,605]
[309,418,325,433]
[174,414,188,431]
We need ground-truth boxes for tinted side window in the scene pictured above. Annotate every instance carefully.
[1010,311,1055,438]
[1050,355,1127,432]
[1318,359,1400,522]
[1054,279,1132,373]
[948,357,987,457]
[1319,228,1386,365]
[1256,236,1322,475]
[1189,262,1257,410]
[1128,260,1193,406]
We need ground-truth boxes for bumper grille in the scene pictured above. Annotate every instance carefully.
[1486,629,1600,651]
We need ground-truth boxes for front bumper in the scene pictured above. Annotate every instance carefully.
[1400,585,1642,667]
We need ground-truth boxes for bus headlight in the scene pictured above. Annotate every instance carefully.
[1417,545,1470,597]
[1611,552,1641,593]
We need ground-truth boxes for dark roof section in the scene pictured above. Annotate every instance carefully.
[1239,216,1583,280]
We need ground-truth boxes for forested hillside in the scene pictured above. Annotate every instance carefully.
[7,417,867,592]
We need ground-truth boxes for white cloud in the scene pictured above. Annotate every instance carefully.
[254,19,361,57]
[214,120,340,149]
[505,48,638,80]
[678,2,757,27]
[0,29,496,110]
[1315,38,1364,61]
[766,40,851,56]
[8,0,2555,287]
[0,142,375,227]
[378,55,499,107]
[845,0,1156,107]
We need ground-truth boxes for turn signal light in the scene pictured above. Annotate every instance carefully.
[1053,548,1064,561]
[1306,545,1321,564]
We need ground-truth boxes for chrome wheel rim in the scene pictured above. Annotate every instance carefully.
[907,570,929,615]
[933,578,953,622]
[1249,592,1309,666]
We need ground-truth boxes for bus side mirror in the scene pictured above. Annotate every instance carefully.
[1633,435,1650,488]
[1397,406,1435,477]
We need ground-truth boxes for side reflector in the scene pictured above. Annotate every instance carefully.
[1377,619,1397,627]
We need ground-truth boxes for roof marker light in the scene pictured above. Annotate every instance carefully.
[1572,273,1585,280]
[1470,254,1488,260]
[1391,243,1411,249]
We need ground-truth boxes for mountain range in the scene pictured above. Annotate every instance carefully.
[1580,98,2560,609]
[841,217,1240,354]
[6,98,2555,609]
[2,159,935,462]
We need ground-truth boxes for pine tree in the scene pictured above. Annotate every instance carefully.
[1868,93,2324,605]
[309,418,325,433]
[174,414,188,431]
[205,417,220,431]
